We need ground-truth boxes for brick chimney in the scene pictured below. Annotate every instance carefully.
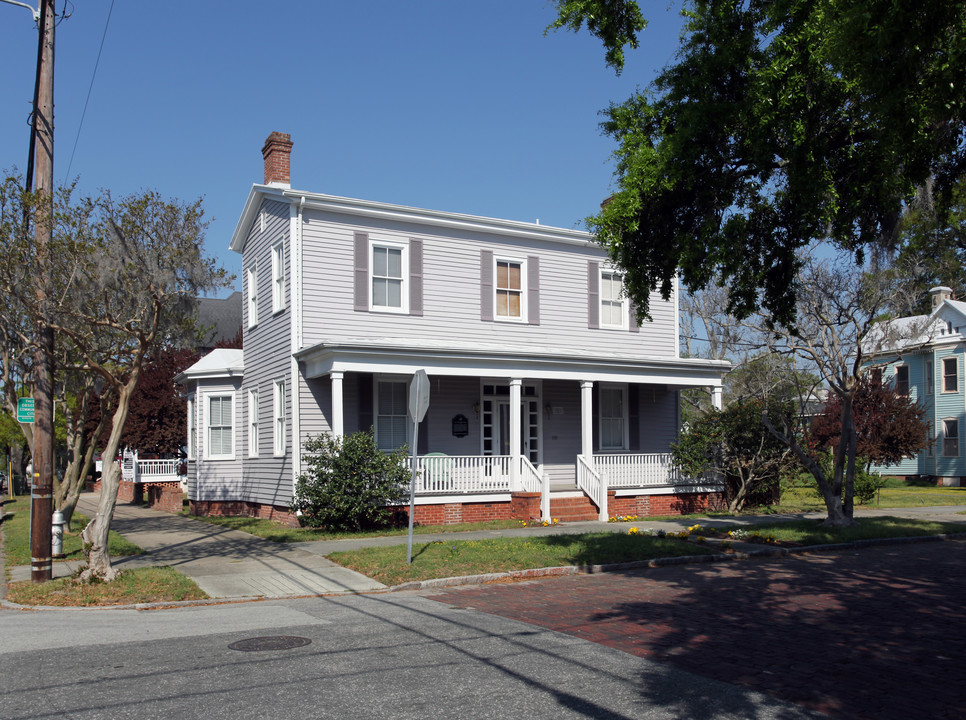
[930,286,954,309]
[262,132,293,187]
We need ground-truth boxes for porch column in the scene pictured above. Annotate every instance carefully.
[711,385,723,411]
[330,371,344,437]
[580,380,594,458]
[509,378,522,491]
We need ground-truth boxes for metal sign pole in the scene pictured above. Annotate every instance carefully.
[406,370,429,565]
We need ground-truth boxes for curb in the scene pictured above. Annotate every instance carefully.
[389,531,966,592]
[6,531,966,610]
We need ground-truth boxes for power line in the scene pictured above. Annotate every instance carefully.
[63,0,113,182]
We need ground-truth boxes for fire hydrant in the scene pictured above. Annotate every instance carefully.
[51,510,66,559]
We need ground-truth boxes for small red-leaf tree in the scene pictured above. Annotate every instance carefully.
[810,374,930,471]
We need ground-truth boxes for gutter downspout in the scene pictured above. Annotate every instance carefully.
[290,195,305,494]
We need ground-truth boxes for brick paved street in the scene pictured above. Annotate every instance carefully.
[426,539,966,720]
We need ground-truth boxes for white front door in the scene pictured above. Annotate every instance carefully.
[486,397,540,465]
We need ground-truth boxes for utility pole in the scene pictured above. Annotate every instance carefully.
[30,0,55,583]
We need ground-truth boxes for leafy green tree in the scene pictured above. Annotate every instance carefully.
[891,177,966,313]
[550,0,966,327]
[2,180,230,580]
[674,397,796,512]
[292,429,409,531]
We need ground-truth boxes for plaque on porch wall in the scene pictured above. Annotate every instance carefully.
[452,414,469,438]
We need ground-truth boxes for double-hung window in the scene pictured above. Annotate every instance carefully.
[248,389,259,457]
[273,380,286,456]
[943,418,960,457]
[495,259,524,320]
[894,365,909,396]
[246,265,258,327]
[926,360,934,395]
[600,270,627,329]
[943,357,958,393]
[371,242,407,312]
[375,379,408,451]
[271,243,285,313]
[207,394,234,460]
[599,384,628,451]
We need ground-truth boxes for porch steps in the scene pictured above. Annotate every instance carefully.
[549,492,600,522]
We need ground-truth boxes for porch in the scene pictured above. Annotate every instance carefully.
[408,452,721,523]
[119,453,185,513]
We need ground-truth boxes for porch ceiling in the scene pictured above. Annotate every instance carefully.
[295,338,729,387]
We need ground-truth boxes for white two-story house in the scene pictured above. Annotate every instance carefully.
[178,132,730,526]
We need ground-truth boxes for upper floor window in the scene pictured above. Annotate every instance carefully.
[926,360,934,395]
[371,242,408,313]
[600,270,627,329]
[894,365,909,396]
[354,232,423,316]
[599,384,628,451]
[495,259,525,320]
[943,357,958,393]
[375,378,408,451]
[246,265,258,328]
[271,243,285,313]
[207,394,234,460]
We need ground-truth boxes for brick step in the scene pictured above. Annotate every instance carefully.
[550,495,600,522]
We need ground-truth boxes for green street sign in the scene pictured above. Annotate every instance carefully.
[17,398,34,423]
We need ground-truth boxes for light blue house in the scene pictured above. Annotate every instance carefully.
[870,286,966,485]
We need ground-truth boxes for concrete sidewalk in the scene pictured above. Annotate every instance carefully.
[7,492,966,601]
[7,493,387,598]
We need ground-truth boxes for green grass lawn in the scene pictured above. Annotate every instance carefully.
[181,512,526,542]
[690,516,966,545]
[779,482,966,511]
[2,496,207,607]
[1,497,143,566]
[328,532,715,586]
[4,566,207,606]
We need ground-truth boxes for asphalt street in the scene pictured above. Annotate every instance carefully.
[0,592,822,720]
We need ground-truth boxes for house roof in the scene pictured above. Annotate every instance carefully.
[229,185,596,255]
[295,337,730,388]
[865,296,966,355]
[174,348,244,383]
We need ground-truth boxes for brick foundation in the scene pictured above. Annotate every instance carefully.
[188,500,300,528]
[144,481,183,513]
[609,491,725,519]
[186,490,725,529]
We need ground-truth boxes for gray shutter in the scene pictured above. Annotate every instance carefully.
[353,232,369,312]
[527,255,540,326]
[587,261,599,329]
[409,238,423,316]
[480,250,494,322]
[629,301,640,333]
[628,385,640,451]
[357,373,374,433]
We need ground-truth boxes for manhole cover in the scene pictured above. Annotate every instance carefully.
[228,636,312,652]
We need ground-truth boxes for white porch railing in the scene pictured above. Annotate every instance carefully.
[121,454,182,483]
[410,455,512,494]
[577,454,608,521]
[594,452,700,488]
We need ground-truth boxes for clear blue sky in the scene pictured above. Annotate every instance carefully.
[0,1,687,295]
